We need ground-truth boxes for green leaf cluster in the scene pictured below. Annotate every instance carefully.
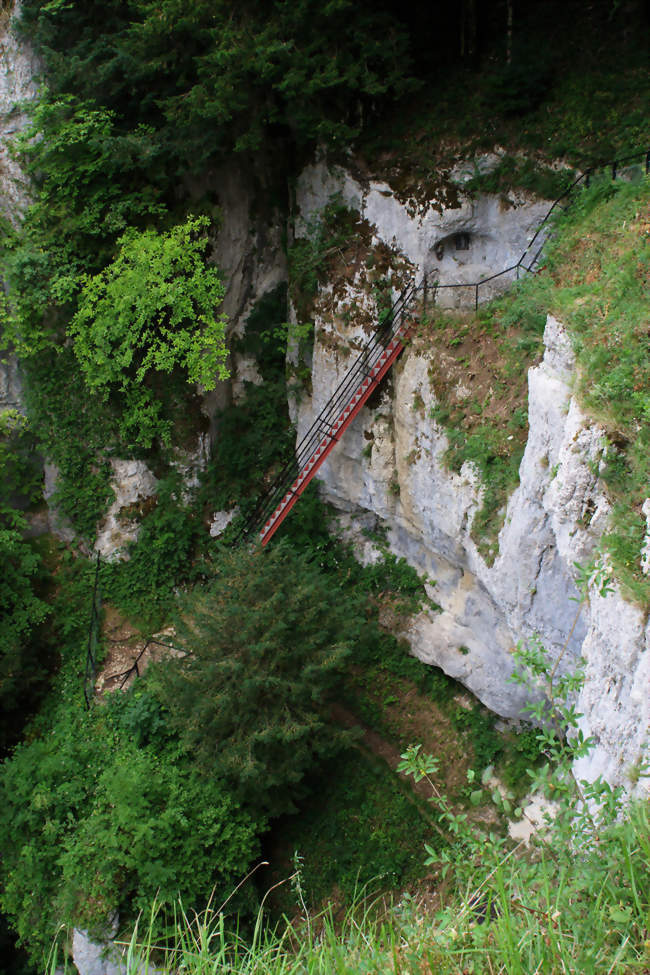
[18,0,414,170]
[69,216,228,447]
[0,411,52,751]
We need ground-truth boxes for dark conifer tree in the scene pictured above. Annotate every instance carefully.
[152,542,356,817]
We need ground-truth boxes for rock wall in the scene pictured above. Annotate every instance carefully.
[294,163,649,797]
[0,1,39,413]
[0,1,38,223]
[295,157,551,304]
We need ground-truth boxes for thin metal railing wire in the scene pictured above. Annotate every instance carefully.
[236,145,650,544]
[83,551,102,708]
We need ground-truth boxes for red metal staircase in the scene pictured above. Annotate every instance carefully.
[236,146,650,548]
[238,280,422,546]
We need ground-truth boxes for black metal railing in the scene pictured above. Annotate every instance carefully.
[234,279,422,542]
[237,145,650,543]
[83,552,102,708]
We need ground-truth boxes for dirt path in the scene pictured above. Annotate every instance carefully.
[94,605,179,695]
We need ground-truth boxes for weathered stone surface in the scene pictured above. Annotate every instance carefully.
[295,160,649,795]
[295,160,551,305]
[207,165,287,409]
[94,460,157,561]
[0,2,40,415]
[43,462,78,545]
[0,349,22,412]
[210,506,239,537]
[171,432,210,498]
[0,2,39,223]
[72,926,163,975]
[72,929,123,975]
[641,498,650,576]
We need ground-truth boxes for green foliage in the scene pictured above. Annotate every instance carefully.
[499,725,546,793]
[19,347,116,538]
[0,524,50,748]
[18,0,413,169]
[102,474,204,629]
[69,216,228,448]
[465,154,572,200]
[451,704,503,771]
[206,379,295,519]
[359,8,649,197]
[288,198,363,321]
[270,750,432,914]
[58,745,258,934]
[481,44,554,118]
[0,412,52,752]
[151,542,355,818]
[3,94,164,355]
[0,409,41,511]
[233,286,289,383]
[56,800,650,975]
[0,702,259,965]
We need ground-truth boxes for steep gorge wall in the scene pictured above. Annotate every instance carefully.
[293,162,649,796]
[1,5,647,794]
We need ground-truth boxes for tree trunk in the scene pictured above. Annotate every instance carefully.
[460,0,478,60]
[506,0,513,64]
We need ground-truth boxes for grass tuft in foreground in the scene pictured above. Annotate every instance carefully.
[51,798,649,975]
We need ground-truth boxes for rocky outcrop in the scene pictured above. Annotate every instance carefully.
[201,164,287,412]
[294,163,649,797]
[295,157,551,305]
[0,1,39,415]
[0,1,39,223]
[94,460,158,561]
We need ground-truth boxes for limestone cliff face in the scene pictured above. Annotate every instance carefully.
[293,162,649,796]
[0,2,39,414]
[0,2,38,223]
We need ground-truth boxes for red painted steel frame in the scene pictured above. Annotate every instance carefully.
[260,334,406,545]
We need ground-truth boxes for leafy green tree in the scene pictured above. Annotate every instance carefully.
[18,0,414,170]
[4,95,165,353]
[68,215,229,447]
[151,543,356,817]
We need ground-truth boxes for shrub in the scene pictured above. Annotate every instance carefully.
[69,216,228,448]
[0,699,260,965]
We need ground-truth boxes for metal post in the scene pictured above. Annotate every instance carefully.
[612,161,617,181]
[585,171,591,188]
[475,284,479,311]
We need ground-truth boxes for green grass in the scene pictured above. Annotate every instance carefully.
[263,749,435,917]
[55,800,650,975]
[518,177,650,605]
